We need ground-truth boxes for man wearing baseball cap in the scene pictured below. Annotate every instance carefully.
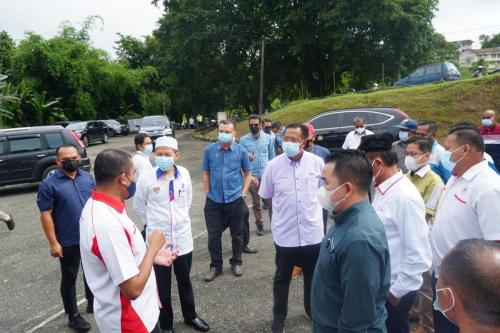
[134,136,210,333]
[392,118,418,173]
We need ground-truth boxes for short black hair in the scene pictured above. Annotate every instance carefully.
[134,133,150,150]
[441,239,500,327]
[418,120,438,133]
[448,123,485,153]
[366,150,398,167]
[248,114,261,122]
[56,143,78,157]
[285,123,308,139]
[262,118,272,124]
[406,136,433,154]
[271,121,282,129]
[94,149,133,185]
[325,150,373,193]
[219,119,235,128]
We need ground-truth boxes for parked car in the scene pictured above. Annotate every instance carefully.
[101,119,129,137]
[53,121,71,127]
[0,126,91,186]
[306,107,409,151]
[128,119,142,134]
[394,62,461,86]
[138,115,175,139]
[66,120,110,147]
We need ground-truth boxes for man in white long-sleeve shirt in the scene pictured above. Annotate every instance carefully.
[134,136,209,333]
[359,133,432,333]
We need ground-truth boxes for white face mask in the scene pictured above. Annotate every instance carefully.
[355,127,365,134]
[371,160,382,184]
[317,183,346,212]
[404,155,425,172]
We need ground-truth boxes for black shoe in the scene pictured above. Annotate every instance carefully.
[68,313,91,332]
[256,224,264,236]
[185,316,210,332]
[243,244,258,254]
[86,302,93,314]
[4,216,14,230]
[271,318,285,333]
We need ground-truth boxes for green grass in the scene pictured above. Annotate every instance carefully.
[205,75,500,140]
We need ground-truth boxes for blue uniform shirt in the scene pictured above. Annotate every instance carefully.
[202,142,251,204]
[306,144,330,162]
[311,200,391,333]
[36,169,95,247]
[239,131,275,178]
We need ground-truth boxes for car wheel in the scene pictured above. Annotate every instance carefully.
[102,133,109,144]
[41,165,58,180]
[82,136,89,148]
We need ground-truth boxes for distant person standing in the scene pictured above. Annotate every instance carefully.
[36,144,94,332]
[416,120,445,167]
[202,120,252,282]
[196,114,204,128]
[341,117,374,150]
[0,210,15,230]
[133,133,154,180]
[392,118,418,173]
[259,124,324,333]
[479,109,500,169]
[271,122,284,155]
[189,116,195,129]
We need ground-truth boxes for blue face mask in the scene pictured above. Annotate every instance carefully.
[144,144,153,155]
[440,145,465,172]
[482,118,493,127]
[155,156,174,171]
[433,287,455,323]
[218,132,233,144]
[282,141,301,158]
[125,177,136,200]
[399,131,409,142]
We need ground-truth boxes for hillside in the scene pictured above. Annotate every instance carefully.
[200,75,500,140]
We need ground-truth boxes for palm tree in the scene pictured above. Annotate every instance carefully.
[28,91,66,125]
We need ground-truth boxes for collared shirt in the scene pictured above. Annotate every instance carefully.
[406,165,444,220]
[133,166,193,256]
[239,131,275,178]
[36,169,95,246]
[311,200,390,333]
[342,129,374,150]
[133,151,153,180]
[431,160,500,278]
[479,123,500,144]
[306,144,330,162]
[431,152,499,183]
[429,141,445,167]
[201,142,251,204]
[391,140,408,173]
[259,151,325,247]
[372,171,432,298]
[80,191,159,333]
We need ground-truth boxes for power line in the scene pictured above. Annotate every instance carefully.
[440,25,500,35]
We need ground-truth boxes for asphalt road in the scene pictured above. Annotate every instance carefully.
[0,130,312,333]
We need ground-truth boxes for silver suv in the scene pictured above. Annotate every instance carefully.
[138,115,175,139]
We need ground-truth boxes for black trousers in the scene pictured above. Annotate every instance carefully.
[204,197,244,269]
[385,291,417,333]
[59,245,93,316]
[242,201,250,248]
[431,274,459,333]
[273,243,320,326]
[154,252,197,329]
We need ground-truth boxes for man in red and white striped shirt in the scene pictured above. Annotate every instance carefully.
[479,109,500,169]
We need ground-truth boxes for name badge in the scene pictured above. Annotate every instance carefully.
[325,237,335,253]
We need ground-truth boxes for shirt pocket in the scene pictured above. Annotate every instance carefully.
[274,176,294,195]
[307,175,321,194]
[175,183,189,208]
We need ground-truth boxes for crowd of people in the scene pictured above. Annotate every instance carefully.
[32,109,500,333]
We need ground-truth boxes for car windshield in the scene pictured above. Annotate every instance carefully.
[67,122,87,131]
[104,120,119,124]
[142,117,168,126]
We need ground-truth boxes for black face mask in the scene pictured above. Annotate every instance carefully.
[61,160,80,172]
[249,125,260,134]
[263,126,271,134]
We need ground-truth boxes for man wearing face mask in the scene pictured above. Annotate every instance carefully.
[479,109,500,169]
[311,150,391,333]
[359,133,432,333]
[271,122,284,155]
[80,149,177,333]
[239,114,275,240]
[392,118,418,173]
[258,123,325,333]
[36,144,95,332]
[134,137,209,333]
[133,133,154,180]
[202,120,252,282]
[435,239,500,333]
[342,117,374,150]
[430,125,500,333]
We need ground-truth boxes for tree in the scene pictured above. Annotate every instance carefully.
[0,74,18,127]
[27,91,64,125]
[0,31,15,74]
[480,33,500,48]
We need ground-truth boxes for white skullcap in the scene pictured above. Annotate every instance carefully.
[155,136,178,151]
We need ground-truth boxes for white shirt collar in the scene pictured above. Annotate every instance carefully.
[376,170,404,195]
[414,164,431,178]
[461,160,489,182]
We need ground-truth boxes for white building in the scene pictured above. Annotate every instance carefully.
[452,40,473,53]
[459,48,500,68]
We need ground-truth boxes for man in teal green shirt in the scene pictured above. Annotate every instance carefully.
[311,150,391,333]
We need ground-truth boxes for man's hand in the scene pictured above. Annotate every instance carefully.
[50,241,63,258]
[148,229,166,252]
[248,152,255,161]
[387,292,400,306]
[154,242,179,267]
[251,177,260,187]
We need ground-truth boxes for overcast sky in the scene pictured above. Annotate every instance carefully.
[1,0,499,57]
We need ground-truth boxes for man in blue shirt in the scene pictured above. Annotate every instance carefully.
[311,150,391,333]
[36,144,95,332]
[202,120,252,282]
[239,114,275,240]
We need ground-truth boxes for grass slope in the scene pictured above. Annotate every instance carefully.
[204,75,500,140]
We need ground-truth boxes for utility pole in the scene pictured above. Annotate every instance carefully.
[333,71,336,95]
[381,62,385,87]
[258,37,265,115]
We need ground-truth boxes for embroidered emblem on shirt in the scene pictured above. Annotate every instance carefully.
[153,186,160,193]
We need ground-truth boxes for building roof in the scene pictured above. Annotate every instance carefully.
[451,39,474,44]
[473,47,500,54]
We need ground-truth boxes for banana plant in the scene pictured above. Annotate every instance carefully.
[28,91,66,125]
[0,74,19,128]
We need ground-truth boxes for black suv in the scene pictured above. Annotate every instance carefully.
[66,120,110,147]
[306,107,409,151]
[0,126,91,186]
